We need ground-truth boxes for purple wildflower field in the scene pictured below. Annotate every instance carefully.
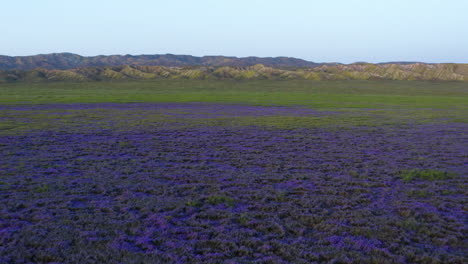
[0,103,467,263]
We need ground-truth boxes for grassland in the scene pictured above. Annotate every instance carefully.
[1,80,467,263]
[1,80,467,133]
[1,80,467,107]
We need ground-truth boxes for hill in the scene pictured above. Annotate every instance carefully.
[1,63,468,82]
[0,53,329,71]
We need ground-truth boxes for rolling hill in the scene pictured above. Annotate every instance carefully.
[1,53,467,82]
[1,63,467,82]
[0,53,327,71]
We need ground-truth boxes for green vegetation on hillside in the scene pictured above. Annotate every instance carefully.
[1,63,468,83]
[0,53,321,70]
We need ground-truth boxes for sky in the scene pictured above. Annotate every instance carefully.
[1,0,467,63]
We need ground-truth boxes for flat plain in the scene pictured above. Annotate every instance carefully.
[1,80,467,263]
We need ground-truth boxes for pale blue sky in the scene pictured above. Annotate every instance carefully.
[1,0,467,63]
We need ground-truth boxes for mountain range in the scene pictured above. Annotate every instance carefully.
[0,53,331,71]
[2,63,468,83]
[0,53,467,82]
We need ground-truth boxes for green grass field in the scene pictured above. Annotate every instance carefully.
[1,80,467,133]
[1,80,467,108]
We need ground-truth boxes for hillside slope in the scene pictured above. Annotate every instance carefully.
[0,53,326,70]
[1,63,468,82]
